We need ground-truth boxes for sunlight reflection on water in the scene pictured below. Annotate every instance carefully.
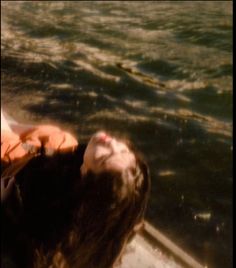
[1,2,232,268]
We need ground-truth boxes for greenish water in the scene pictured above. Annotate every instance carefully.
[1,2,232,268]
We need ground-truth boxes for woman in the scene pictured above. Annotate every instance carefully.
[1,116,150,268]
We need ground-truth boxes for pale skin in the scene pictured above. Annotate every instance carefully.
[81,131,136,176]
[1,110,12,132]
[1,110,15,202]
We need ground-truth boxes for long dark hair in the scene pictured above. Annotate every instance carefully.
[4,142,150,268]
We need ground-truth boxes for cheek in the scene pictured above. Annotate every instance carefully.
[94,146,111,159]
[117,142,129,152]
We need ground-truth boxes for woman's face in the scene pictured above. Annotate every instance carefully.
[81,131,136,175]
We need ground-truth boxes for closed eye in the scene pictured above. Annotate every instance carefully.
[119,148,130,154]
[99,153,112,165]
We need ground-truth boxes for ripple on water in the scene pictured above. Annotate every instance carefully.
[1,2,232,268]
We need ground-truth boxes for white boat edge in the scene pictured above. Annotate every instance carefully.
[143,221,205,268]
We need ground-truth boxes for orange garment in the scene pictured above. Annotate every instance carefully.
[1,125,78,178]
[20,125,78,153]
[1,130,27,163]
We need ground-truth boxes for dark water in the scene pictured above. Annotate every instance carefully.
[1,2,232,267]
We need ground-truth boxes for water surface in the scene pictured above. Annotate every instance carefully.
[1,2,232,268]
